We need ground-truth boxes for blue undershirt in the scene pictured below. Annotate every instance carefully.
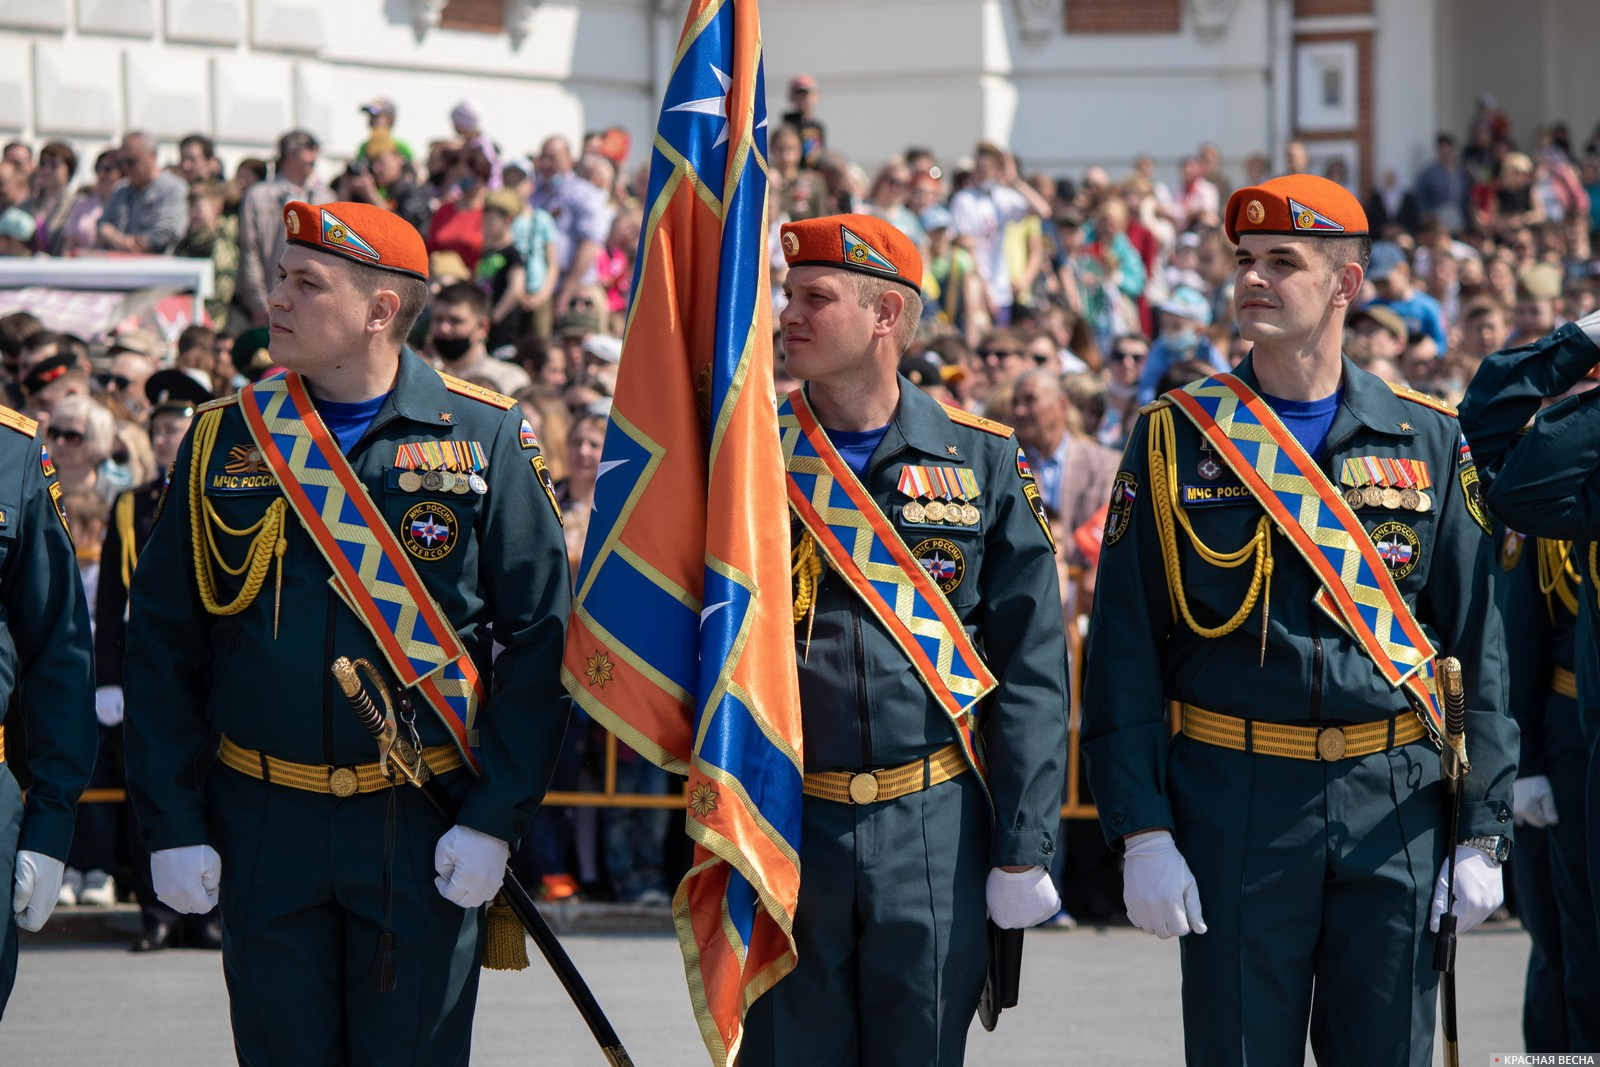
[314,392,391,454]
[824,425,890,476]
[1261,388,1342,460]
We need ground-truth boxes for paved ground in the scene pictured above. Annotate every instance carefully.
[1,909,1530,1065]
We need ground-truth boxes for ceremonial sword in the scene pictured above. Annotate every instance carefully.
[330,656,635,1067]
[1432,656,1471,1067]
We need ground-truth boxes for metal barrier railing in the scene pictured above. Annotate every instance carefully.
[75,574,1110,820]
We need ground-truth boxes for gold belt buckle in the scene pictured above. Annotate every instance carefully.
[848,772,880,805]
[329,767,360,798]
[1316,727,1347,762]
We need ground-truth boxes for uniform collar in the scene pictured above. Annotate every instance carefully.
[1231,352,1421,446]
[870,376,975,469]
[383,345,456,430]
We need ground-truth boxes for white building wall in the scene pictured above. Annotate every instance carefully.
[760,0,1276,186]
[0,0,662,176]
[0,0,1585,199]
[1370,0,1435,188]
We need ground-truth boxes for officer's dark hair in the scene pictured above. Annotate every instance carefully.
[1319,235,1372,273]
[433,281,491,320]
[343,260,430,341]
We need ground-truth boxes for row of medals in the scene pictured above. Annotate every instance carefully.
[904,497,980,525]
[1344,485,1431,513]
[398,468,487,496]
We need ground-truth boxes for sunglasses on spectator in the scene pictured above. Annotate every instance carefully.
[47,427,85,444]
[97,373,132,390]
[1110,349,1147,363]
[978,348,1023,361]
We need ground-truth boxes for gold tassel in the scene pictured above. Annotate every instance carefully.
[791,529,823,662]
[481,894,529,971]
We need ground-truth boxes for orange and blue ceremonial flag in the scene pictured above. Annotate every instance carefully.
[558,0,802,1062]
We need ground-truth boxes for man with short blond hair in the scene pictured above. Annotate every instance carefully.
[742,212,1067,1065]
[125,199,571,1063]
[1084,174,1517,1064]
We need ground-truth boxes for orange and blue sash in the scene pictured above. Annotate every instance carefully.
[778,389,997,798]
[1167,373,1444,737]
[240,372,485,771]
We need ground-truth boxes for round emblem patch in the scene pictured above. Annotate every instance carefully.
[1297,209,1315,229]
[1245,199,1265,225]
[1370,520,1420,581]
[400,501,458,561]
[327,224,347,244]
[912,537,965,594]
[286,209,301,236]
[781,231,800,259]
[849,245,868,263]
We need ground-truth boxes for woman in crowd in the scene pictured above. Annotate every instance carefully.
[25,141,79,255]
[60,149,123,255]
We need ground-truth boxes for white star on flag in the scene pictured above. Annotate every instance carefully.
[667,64,736,147]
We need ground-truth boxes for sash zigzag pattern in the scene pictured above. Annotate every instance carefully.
[1170,375,1443,734]
[778,391,995,792]
[241,374,484,766]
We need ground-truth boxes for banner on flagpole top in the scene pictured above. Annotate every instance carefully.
[558,0,803,1062]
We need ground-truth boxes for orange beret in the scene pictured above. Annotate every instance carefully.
[780,213,922,294]
[283,200,428,280]
[1224,174,1368,244]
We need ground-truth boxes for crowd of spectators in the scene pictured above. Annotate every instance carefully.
[3,79,1598,925]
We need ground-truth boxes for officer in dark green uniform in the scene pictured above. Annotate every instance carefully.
[1460,316,1600,1043]
[740,214,1068,1065]
[123,200,572,1064]
[1083,175,1517,1066]
[0,402,96,1016]
[95,374,207,952]
[1491,522,1600,1050]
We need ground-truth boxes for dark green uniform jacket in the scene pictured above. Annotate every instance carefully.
[0,408,96,1014]
[1084,356,1516,839]
[123,348,572,851]
[1460,319,1600,1043]
[742,378,1068,1066]
[793,378,1068,866]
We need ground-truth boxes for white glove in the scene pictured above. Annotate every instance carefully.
[12,851,65,932]
[151,845,222,914]
[1512,775,1559,828]
[985,866,1061,929]
[434,825,509,909]
[1122,830,1207,939]
[1430,846,1504,935]
[94,685,124,728]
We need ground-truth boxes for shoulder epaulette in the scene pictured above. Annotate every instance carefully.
[1139,398,1172,415]
[440,373,516,409]
[940,403,1012,438]
[197,394,239,413]
[1386,381,1457,417]
[0,404,38,438]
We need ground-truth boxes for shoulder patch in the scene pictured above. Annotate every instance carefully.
[1385,381,1458,417]
[1138,398,1172,415]
[0,404,38,438]
[940,403,1013,438]
[440,372,516,409]
[197,394,239,413]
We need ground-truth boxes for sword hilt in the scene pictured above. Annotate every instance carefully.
[330,656,429,787]
[1437,657,1470,781]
